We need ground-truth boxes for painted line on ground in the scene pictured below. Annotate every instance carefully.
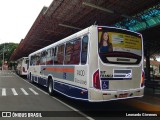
[29,88,39,95]
[11,88,18,96]
[20,88,29,95]
[14,73,48,95]
[2,88,6,96]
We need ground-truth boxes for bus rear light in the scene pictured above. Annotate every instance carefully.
[93,70,100,89]
[23,67,26,72]
[141,70,145,87]
[98,27,102,30]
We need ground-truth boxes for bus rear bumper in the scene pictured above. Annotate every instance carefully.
[88,87,144,102]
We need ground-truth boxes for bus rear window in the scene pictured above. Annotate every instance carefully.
[98,27,142,65]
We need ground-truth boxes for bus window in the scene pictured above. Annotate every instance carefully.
[98,27,142,64]
[73,39,81,64]
[36,53,41,65]
[40,51,46,65]
[55,44,64,65]
[30,56,34,66]
[52,48,54,57]
[31,55,36,66]
[64,41,74,64]
[24,58,28,64]
[64,39,81,65]
[81,35,88,64]
[46,48,53,65]
[54,47,58,64]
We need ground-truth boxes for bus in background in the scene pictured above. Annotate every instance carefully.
[28,25,144,102]
[16,57,29,76]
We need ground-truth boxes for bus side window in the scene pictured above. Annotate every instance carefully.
[30,56,33,66]
[26,59,29,69]
[46,48,53,65]
[36,53,41,65]
[40,51,46,65]
[81,35,88,65]
[64,39,81,65]
[55,44,64,65]
[32,55,36,66]
[64,41,74,64]
[73,39,81,64]
[54,47,58,64]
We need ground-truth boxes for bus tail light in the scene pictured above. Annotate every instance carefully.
[98,27,102,30]
[141,70,145,87]
[93,70,100,89]
[23,67,26,72]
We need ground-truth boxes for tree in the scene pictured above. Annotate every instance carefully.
[0,43,18,67]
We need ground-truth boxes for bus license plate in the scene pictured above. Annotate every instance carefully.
[118,93,128,98]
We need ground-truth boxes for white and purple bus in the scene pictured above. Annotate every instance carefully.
[16,57,29,76]
[28,25,144,102]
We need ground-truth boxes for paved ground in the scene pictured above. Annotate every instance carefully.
[0,70,89,120]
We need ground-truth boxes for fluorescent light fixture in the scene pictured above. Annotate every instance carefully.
[82,2,131,19]
[59,24,82,30]
[83,2,113,14]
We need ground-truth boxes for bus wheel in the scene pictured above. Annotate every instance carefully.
[48,79,54,95]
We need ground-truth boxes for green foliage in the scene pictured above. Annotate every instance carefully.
[0,43,18,66]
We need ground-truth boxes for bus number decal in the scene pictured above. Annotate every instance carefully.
[77,70,85,76]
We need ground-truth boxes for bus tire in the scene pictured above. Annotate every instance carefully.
[48,79,54,95]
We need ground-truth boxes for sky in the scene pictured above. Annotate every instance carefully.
[0,0,53,44]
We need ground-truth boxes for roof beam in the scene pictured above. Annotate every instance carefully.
[82,2,131,19]
[59,24,82,30]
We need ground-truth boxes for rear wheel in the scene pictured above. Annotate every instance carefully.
[48,79,54,95]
